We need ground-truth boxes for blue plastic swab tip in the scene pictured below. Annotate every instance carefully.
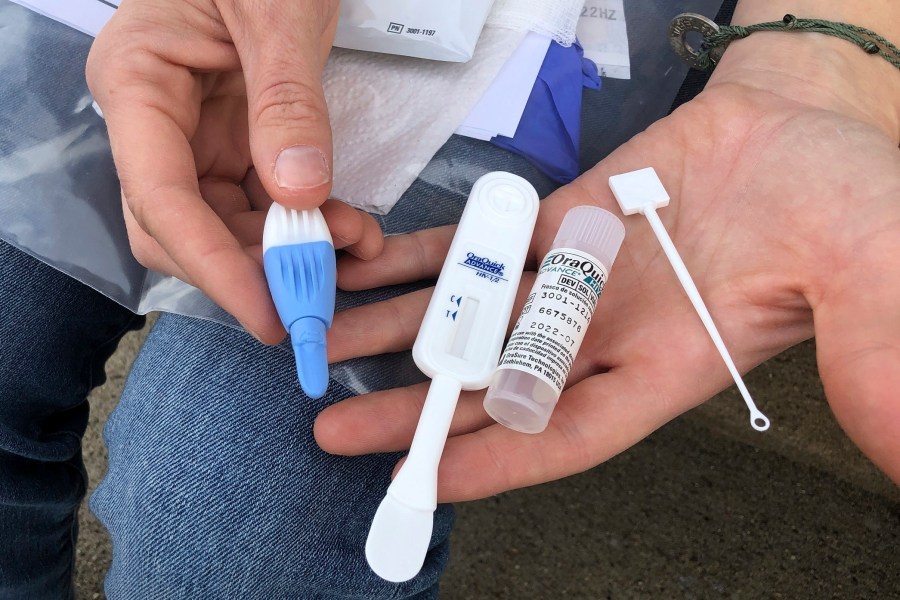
[290,317,329,399]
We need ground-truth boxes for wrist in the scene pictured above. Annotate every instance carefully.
[707,4,900,141]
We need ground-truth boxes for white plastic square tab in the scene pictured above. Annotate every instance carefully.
[608,167,670,215]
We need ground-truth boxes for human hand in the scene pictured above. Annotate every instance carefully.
[87,0,383,342]
[315,33,900,497]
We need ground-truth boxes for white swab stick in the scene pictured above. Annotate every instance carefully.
[609,167,769,432]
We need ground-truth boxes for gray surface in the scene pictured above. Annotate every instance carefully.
[76,325,899,599]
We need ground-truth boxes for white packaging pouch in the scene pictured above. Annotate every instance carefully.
[334,0,496,62]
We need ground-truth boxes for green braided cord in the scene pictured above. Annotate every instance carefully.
[697,14,900,71]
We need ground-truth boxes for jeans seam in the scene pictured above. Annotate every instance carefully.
[81,312,146,394]
[48,313,144,464]
[61,315,142,599]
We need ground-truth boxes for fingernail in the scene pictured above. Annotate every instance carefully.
[274,145,330,190]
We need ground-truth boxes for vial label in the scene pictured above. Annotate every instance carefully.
[498,248,608,394]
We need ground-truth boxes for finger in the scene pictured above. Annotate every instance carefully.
[433,364,714,502]
[222,211,266,249]
[327,288,434,363]
[223,207,383,270]
[341,210,385,261]
[315,383,495,455]
[814,231,900,484]
[125,188,269,297]
[121,194,191,283]
[319,201,385,259]
[319,338,722,502]
[322,270,722,469]
[201,180,252,220]
[117,114,278,339]
[189,90,252,181]
[221,1,340,210]
[432,314,750,501]
[241,167,276,212]
[329,265,538,365]
[337,226,457,291]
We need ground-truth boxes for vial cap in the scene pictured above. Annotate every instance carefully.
[553,206,625,270]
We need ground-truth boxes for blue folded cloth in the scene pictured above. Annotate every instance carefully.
[491,40,600,184]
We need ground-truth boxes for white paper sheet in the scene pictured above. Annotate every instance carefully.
[10,0,119,37]
[455,31,551,141]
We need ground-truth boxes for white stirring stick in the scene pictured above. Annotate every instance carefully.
[608,167,770,432]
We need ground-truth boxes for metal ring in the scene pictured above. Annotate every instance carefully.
[668,13,725,70]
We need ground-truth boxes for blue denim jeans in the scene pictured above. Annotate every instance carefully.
[91,314,454,600]
[0,137,558,598]
[0,240,144,599]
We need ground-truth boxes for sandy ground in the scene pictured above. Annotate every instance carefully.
[75,323,898,599]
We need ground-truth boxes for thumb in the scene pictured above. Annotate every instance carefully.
[814,233,900,484]
[222,1,339,210]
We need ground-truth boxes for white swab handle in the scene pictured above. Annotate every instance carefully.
[608,167,769,432]
[641,207,769,431]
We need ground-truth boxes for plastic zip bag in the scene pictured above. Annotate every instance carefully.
[334,0,496,62]
[0,0,727,396]
[0,2,230,323]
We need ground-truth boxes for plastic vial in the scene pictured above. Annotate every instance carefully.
[483,206,625,434]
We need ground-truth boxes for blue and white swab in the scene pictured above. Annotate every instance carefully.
[262,205,336,399]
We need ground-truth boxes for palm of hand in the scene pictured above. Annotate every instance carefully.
[120,72,258,268]
[318,83,900,499]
